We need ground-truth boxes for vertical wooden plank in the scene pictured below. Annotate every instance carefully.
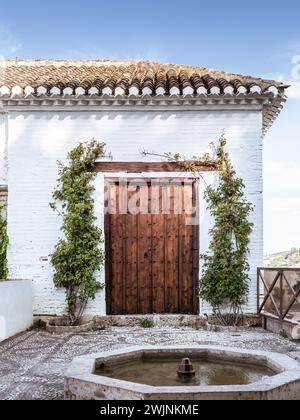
[181,182,193,313]
[165,183,179,313]
[138,184,153,314]
[151,184,165,313]
[110,182,125,314]
[124,184,138,314]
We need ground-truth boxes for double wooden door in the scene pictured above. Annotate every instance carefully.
[105,178,199,315]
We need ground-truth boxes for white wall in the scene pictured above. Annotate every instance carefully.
[0,114,8,185]
[0,280,33,341]
[6,110,263,315]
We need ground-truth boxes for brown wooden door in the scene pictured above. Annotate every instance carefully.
[105,178,199,315]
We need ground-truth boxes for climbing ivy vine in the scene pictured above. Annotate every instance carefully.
[198,134,254,326]
[0,205,8,280]
[159,133,254,326]
[50,139,106,326]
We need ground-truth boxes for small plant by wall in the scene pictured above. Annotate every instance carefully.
[0,204,8,281]
[139,318,154,329]
[50,139,106,326]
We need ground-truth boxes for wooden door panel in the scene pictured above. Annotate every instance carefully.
[165,185,179,313]
[125,212,138,314]
[106,179,199,315]
[180,183,197,313]
[138,185,153,314]
[180,222,194,313]
[151,213,166,314]
[108,191,124,314]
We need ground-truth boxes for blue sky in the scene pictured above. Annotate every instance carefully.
[1,0,300,254]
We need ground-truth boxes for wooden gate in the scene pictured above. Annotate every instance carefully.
[105,178,199,315]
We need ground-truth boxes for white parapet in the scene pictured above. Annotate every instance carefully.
[0,280,33,341]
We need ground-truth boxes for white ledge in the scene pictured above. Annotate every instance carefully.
[75,87,85,96]
[88,87,99,95]
[238,86,247,94]
[210,86,221,95]
[115,87,125,96]
[170,87,180,96]
[37,86,47,96]
[0,86,10,96]
[156,87,166,95]
[129,86,139,96]
[25,86,35,96]
[250,85,262,94]
[12,86,23,96]
[182,86,194,95]
[63,87,73,96]
[197,86,207,95]
[142,87,152,96]
[224,86,234,95]
[102,87,113,95]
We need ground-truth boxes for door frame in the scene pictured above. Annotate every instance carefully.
[104,176,200,315]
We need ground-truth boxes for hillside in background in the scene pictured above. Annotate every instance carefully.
[264,248,300,267]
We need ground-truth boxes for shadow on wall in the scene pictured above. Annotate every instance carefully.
[8,112,186,122]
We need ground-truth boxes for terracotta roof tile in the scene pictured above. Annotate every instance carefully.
[0,59,289,133]
[0,59,287,92]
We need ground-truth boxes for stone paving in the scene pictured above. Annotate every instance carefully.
[0,327,300,400]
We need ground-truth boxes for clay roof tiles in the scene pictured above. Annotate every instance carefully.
[0,59,289,133]
[0,59,287,92]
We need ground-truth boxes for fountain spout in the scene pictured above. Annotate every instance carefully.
[177,358,196,378]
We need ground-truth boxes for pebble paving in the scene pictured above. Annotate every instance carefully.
[0,327,300,400]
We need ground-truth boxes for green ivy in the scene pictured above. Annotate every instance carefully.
[199,134,254,326]
[165,133,253,326]
[50,139,106,325]
[0,205,8,281]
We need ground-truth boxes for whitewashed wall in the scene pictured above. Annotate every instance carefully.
[0,280,33,341]
[0,114,7,185]
[6,110,263,315]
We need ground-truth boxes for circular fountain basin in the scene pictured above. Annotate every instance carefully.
[65,345,300,400]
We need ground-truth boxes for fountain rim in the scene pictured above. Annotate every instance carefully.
[66,345,300,396]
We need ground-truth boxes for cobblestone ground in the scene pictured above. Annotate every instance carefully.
[0,327,300,400]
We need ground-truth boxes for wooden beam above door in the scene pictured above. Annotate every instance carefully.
[94,161,216,173]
